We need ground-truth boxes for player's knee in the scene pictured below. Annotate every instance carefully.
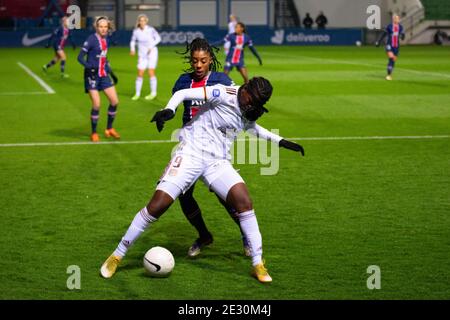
[235,196,253,213]
[146,191,173,218]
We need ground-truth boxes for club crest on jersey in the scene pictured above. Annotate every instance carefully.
[213,89,220,97]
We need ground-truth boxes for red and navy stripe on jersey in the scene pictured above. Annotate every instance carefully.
[385,23,404,49]
[224,33,254,66]
[172,72,233,125]
[78,34,110,77]
[48,26,74,51]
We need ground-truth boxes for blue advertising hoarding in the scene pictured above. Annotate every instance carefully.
[0,27,362,47]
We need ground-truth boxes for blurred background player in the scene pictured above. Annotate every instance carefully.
[77,16,120,142]
[219,22,262,84]
[130,14,161,101]
[376,14,405,81]
[42,16,76,78]
[173,37,250,257]
[224,14,238,56]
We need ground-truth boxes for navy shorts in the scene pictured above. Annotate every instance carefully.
[385,45,399,56]
[84,69,113,93]
[224,59,245,71]
[53,44,64,52]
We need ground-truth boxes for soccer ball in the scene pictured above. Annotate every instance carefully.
[355,41,362,47]
[143,246,175,277]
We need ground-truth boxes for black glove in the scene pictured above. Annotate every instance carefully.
[110,70,118,85]
[279,139,304,156]
[45,43,50,49]
[85,68,98,81]
[151,109,175,132]
[375,41,380,47]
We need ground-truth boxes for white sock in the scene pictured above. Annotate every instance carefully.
[150,76,157,95]
[113,207,157,258]
[238,210,263,266]
[135,77,143,96]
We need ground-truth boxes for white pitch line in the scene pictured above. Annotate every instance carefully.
[288,135,450,141]
[0,135,448,148]
[17,62,55,94]
[0,92,53,96]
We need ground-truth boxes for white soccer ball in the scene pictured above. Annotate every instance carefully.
[143,246,175,277]
[356,40,362,47]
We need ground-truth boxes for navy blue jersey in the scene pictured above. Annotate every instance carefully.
[385,23,404,49]
[172,72,233,125]
[48,26,73,50]
[78,34,110,77]
[224,33,254,64]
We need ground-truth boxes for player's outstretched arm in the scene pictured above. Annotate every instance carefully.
[151,109,175,132]
[151,87,207,132]
[279,139,304,156]
[69,32,76,50]
[129,29,137,55]
[46,29,56,48]
[77,50,89,68]
[375,30,387,46]
[247,123,282,144]
[247,123,304,156]
[106,62,118,85]
[249,46,263,65]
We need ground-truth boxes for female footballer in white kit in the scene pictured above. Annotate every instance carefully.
[224,14,238,55]
[100,77,305,283]
[130,14,161,100]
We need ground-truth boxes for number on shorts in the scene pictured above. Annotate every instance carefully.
[172,156,183,168]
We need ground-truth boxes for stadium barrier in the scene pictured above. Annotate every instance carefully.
[0,27,362,47]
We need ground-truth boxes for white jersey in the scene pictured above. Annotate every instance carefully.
[130,25,161,57]
[228,21,237,35]
[166,85,282,161]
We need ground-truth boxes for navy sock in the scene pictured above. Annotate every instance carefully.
[46,59,56,68]
[60,60,66,73]
[90,109,99,133]
[107,105,117,129]
[387,58,395,75]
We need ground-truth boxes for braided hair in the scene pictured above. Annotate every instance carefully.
[246,77,272,107]
[178,37,221,73]
[239,77,273,121]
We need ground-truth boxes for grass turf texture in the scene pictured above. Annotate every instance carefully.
[0,45,449,299]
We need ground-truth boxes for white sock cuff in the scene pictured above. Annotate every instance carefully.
[238,209,255,222]
[139,207,157,224]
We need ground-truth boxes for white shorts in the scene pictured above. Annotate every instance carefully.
[156,151,244,201]
[137,47,158,70]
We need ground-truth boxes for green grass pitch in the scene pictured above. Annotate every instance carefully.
[0,44,449,299]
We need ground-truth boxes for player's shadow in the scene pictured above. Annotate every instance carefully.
[49,127,88,139]
[400,79,449,88]
[366,74,450,88]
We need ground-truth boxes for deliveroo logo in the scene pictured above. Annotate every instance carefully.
[271,30,285,45]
